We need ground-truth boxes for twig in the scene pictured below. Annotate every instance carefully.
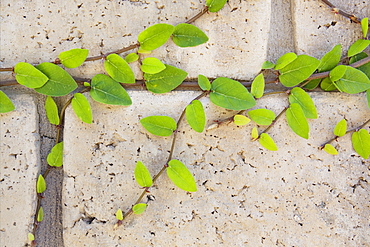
[321,0,363,24]
[186,6,209,24]
[260,108,288,135]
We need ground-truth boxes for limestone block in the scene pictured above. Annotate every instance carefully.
[63,91,370,246]
[0,93,40,247]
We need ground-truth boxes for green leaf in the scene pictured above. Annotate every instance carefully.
[303,79,321,90]
[138,23,174,51]
[367,89,370,109]
[261,61,275,69]
[84,82,91,87]
[172,23,209,47]
[132,203,147,215]
[125,53,139,63]
[318,44,342,72]
[333,119,347,137]
[331,66,370,94]
[28,233,35,242]
[348,39,370,57]
[14,62,48,88]
[141,57,166,74]
[251,127,259,140]
[349,52,370,78]
[248,109,276,125]
[58,48,89,68]
[166,159,197,192]
[320,77,337,91]
[144,65,188,94]
[115,209,123,221]
[47,142,63,167]
[352,129,370,159]
[362,17,369,38]
[35,63,77,96]
[233,115,251,126]
[45,96,60,125]
[286,103,309,139]
[206,0,227,12]
[137,48,152,54]
[186,100,206,133]
[71,93,93,124]
[198,75,211,91]
[36,174,46,194]
[251,74,265,98]
[104,54,135,84]
[0,91,15,113]
[323,144,338,155]
[279,55,320,87]
[90,74,132,105]
[274,52,297,70]
[288,87,317,119]
[259,133,278,151]
[134,161,153,187]
[330,65,347,82]
[140,116,177,136]
[210,77,256,110]
[37,207,44,222]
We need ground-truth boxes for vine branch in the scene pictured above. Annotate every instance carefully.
[321,0,364,24]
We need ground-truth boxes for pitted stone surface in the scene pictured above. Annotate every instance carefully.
[63,91,369,246]
[0,93,40,247]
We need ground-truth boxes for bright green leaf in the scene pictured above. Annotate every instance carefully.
[45,96,60,125]
[333,119,347,137]
[137,48,152,54]
[275,52,297,70]
[141,57,166,74]
[35,63,77,96]
[251,74,265,98]
[367,89,370,109]
[132,203,147,215]
[303,79,321,90]
[318,44,342,72]
[58,48,89,68]
[248,109,276,125]
[198,75,211,91]
[14,62,48,88]
[115,209,123,221]
[259,133,278,151]
[0,91,15,113]
[90,74,132,105]
[206,0,228,12]
[37,207,44,222]
[348,39,370,57]
[71,93,93,124]
[323,144,338,155]
[144,65,188,94]
[261,61,275,69]
[210,77,256,110]
[47,142,63,167]
[125,53,139,63]
[104,54,135,84]
[166,159,197,192]
[134,161,153,187]
[172,23,209,47]
[332,66,370,94]
[286,103,309,139]
[138,23,174,51]
[251,127,259,140]
[84,82,91,87]
[140,115,177,136]
[279,55,320,87]
[320,77,337,91]
[28,233,35,241]
[330,65,347,82]
[288,87,317,119]
[349,52,370,78]
[361,17,369,38]
[352,129,370,159]
[233,115,251,126]
[36,174,46,194]
[186,100,206,133]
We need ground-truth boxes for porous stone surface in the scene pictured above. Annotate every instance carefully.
[63,91,370,246]
[0,93,40,247]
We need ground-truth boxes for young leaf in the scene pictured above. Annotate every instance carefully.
[323,144,338,155]
[36,174,46,194]
[28,233,35,242]
[288,87,318,119]
[333,119,347,137]
[141,57,166,74]
[71,93,93,124]
[233,115,251,126]
[134,161,153,188]
[210,77,256,110]
[37,207,44,222]
[330,65,347,82]
[115,209,123,221]
[347,39,370,57]
[90,74,132,105]
[251,74,265,98]
[320,77,337,91]
[132,203,147,215]
[172,23,209,47]
[318,44,342,72]
[45,96,60,125]
[0,90,15,113]
[286,103,309,139]
[261,61,275,69]
[259,133,278,151]
[251,127,259,140]
[14,62,48,88]
[274,52,297,70]
[138,23,174,51]
[104,54,135,84]
[166,159,197,192]
[279,55,320,87]
[248,109,276,125]
[140,116,177,136]
[198,75,211,91]
[352,129,370,159]
[303,79,321,90]
[58,48,89,68]
[35,63,77,96]
[361,17,369,38]
[331,66,370,94]
[84,82,91,87]
[206,0,228,12]
[144,65,188,94]
[125,53,139,63]
[47,142,64,167]
[186,100,206,133]
[137,48,152,54]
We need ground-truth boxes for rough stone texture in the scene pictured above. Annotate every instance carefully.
[63,91,370,246]
[0,93,40,247]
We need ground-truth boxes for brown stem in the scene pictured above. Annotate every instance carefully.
[186,6,209,24]
[321,0,362,24]
[260,107,288,135]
